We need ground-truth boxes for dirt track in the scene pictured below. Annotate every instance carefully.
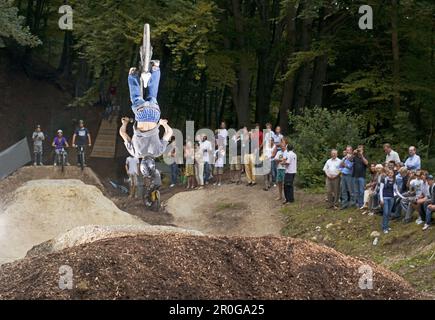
[166,184,285,236]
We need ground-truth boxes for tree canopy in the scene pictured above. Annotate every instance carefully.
[2,0,435,164]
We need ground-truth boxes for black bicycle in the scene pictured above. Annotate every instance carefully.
[55,148,67,172]
[76,145,85,171]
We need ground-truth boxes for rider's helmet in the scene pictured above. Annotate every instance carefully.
[57,129,63,135]
[140,157,161,190]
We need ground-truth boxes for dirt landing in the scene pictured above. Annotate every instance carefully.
[166,184,285,236]
[0,234,421,300]
[0,179,146,265]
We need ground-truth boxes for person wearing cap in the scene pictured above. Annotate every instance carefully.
[52,130,69,166]
[423,174,435,231]
[72,120,92,167]
[32,125,45,165]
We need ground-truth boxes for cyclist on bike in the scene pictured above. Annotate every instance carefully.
[72,120,92,167]
[52,130,69,166]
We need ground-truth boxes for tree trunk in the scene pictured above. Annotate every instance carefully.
[293,15,314,114]
[391,0,400,112]
[278,3,297,132]
[309,55,327,106]
[230,0,252,128]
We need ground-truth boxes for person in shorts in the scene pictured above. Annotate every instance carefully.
[213,145,225,186]
[125,155,140,198]
[184,141,196,189]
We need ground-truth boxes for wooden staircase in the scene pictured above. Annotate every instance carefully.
[90,119,118,158]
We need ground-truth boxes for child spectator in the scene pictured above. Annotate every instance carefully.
[184,141,196,189]
[213,146,225,186]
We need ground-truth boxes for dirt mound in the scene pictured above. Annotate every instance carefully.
[0,234,421,300]
[27,225,203,257]
[0,179,146,264]
[0,166,104,200]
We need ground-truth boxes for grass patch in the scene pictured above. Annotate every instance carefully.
[281,191,435,295]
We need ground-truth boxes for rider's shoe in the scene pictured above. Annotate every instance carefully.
[53,163,57,166]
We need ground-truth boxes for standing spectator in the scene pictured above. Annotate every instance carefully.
[404,146,421,171]
[283,144,297,204]
[323,149,341,209]
[340,146,355,209]
[423,175,434,230]
[353,145,369,209]
[125,156,140,198]
[264,123,277,185]
[72,120,92,167]
[184,141,196,189]
[194,142,205,189]
[213,145,225,186]
[263,137,276,191]
[274,138,288,201]
[230,132,242,184]
[379,169,401,234]
[273,126,283,149]
[200,135,213,184]
[244,130,256,187]
[383,143,401,164]
[217,121,228,146]
[32,125,45,166]
[168,138,179,188]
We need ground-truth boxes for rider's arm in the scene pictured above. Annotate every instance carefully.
[159,119,173,142]
[72,133,76,146]
[119,118,132,143]
[64,139,69,148]
[52,139,56,147]
[87,132,92,146]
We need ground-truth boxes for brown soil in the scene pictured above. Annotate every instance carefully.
[0,234,422,300]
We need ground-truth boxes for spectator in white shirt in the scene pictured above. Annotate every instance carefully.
[323,149,342,209]
[283,144,297,204]
[200,135,213,184]
[217,121,228,147]
[383,143,401,164]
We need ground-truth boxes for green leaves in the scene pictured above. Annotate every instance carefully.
[0,0,41,47]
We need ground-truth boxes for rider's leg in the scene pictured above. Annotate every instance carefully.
[128,70,146,109]
[146,64,160,104]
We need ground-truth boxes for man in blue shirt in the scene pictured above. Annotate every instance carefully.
[404,146,421,171]
[340,145,356,209]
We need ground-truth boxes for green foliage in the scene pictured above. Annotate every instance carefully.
[0,0,41,47]
[289,107,366,187]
